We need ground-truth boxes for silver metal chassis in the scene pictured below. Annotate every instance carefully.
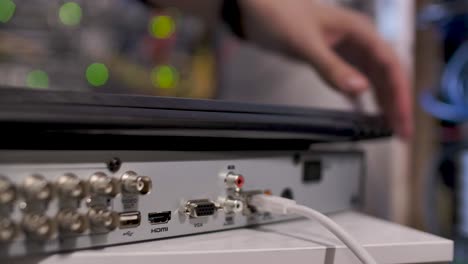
[0,150,363,258]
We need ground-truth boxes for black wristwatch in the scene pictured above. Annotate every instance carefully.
[221,0,246,39]
[140,0,246,39]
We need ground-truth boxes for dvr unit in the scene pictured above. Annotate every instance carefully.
[0,150,363,258]
[0,88,388,258]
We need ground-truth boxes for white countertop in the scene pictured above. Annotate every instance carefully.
[11,211,453,264]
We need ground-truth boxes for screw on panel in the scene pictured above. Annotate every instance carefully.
[293,153,301,165]
[107,157,122,173]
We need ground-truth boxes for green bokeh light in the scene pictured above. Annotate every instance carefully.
[149,15,175,39]
[26,70,49,89]
[86,63,109,87]
[0,0,16,23]
[59,2,82,26]
[151,65,179,89]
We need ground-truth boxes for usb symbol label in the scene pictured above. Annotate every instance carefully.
[123,231,134,237]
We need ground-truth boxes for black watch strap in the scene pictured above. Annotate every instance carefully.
[140,0,245,39]
[221,0,246,39]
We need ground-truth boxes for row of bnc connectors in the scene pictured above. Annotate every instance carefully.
[0,171,152,242]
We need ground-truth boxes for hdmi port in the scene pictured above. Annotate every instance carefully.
[148,211,171,225]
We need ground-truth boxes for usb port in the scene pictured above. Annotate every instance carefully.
[148,211,171,225]
[119,211,141,229]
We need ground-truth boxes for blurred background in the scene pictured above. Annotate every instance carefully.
[0,0,216,97]
[0,0,467,262]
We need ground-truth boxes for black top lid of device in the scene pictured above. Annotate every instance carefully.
[0,87,391,150]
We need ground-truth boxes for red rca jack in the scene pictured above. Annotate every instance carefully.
[224,173,245,189]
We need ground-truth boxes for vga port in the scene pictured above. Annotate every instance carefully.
[184,199,217,218]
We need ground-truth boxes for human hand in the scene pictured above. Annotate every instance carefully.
[239,0,413,139]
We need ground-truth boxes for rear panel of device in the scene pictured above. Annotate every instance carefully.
[0,151,363,258]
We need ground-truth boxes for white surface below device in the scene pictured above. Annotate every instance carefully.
[12,211,453,264]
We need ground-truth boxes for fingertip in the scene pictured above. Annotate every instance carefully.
[394,116,413,141]
[397,125,413,141]
[343,75,370,94]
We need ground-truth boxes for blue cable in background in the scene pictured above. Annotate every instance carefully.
[421,41,468,122]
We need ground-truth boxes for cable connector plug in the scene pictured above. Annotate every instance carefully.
[249,194,378,264]
[250,194,297,215]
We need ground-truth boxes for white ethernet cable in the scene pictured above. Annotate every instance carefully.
[250,194,378,264]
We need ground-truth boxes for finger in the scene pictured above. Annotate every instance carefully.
[368,44,413,139]
[371,51,413,139]
[303,40,371,95]
[340,15,413,139]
